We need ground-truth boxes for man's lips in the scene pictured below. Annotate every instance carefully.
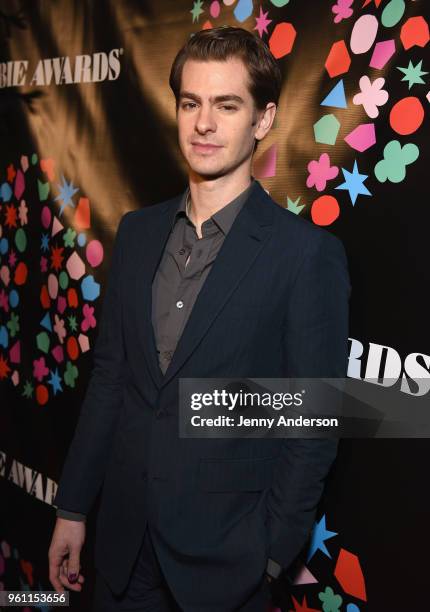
[191,142,222,152]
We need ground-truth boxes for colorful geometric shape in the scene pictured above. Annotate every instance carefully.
[325,40,351,77]
[313,114,341,145]
[389,97,424,135]
[9,340,20,364]
[269,22,296,58]
[51,216,64,237]
[253,144,277,178]
[36,331,50,354]
[66,252,86,280]
[81,275,100,301]
[321,80,347,108]
[381,0,405,28]
[336,160,372,205]
[334,548,367,601]
[311,195,340,226]
[86,240,104,268]
[400,16,430,50]
[40,312,52,332]
[350,14,378,54]
[344,123,376,152]
[369,39,395,69]
[233,0,253,22]
[75,197,91,229]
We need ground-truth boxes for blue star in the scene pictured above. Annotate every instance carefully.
[41,233,49,252]
[55,174,79,216]
[48,368,63,395]
[306,514,337,562]
[336,159,371,206]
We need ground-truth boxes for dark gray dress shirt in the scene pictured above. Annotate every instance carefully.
[56,177,282,579]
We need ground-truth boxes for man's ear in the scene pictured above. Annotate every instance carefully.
[254,102,277,143]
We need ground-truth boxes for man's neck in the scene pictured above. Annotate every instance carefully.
[187,173,252,231]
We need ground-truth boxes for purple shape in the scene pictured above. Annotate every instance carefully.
[344,123,376,152]
[9,340,20,363]
[52,345,64,363]
[57,295,67,314]
[14,169,25,200]
[369,40,396,70]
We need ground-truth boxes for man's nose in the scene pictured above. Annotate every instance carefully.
[195,105,216,133]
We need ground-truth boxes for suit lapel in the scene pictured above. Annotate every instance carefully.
[160,181,274,389]
[135,180,275,391]
[135,194,183,389]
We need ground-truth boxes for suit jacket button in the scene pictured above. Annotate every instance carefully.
[156,411,164,419]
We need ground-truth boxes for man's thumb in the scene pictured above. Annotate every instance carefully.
[67,549,80,582]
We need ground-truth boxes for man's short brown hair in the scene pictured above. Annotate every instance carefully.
[169,26,282,151]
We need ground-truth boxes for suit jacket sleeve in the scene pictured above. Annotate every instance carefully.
[266,230,351,571]
[52,211,133,515]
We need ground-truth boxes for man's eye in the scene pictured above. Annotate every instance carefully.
[182,102,196,109]
[220,105,237,111]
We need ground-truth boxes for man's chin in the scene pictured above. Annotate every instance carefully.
[188,163,227,180]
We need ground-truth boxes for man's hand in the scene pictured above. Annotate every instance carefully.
[48,518,86,593]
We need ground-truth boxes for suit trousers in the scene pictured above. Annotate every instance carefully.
[92,524,273,612]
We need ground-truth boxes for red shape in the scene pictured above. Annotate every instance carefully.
[67,336,80,361]
[40,285,51,309]
[202,20,213,30]
[289,595,320,612]
[50,245,65,271]
[75,197,91,229]
[0,354,11,379]
[5,204,18,228]
[6,164,16,183]
[362,0,382,7]
[36,384,49,405]
[14,261,28,285]
[325,40,351,77]
[334,547,367,601]
[67,287,79,308]
[400,16,430,50]
[40,158,56,181]
[19,560,34,587]
[390,97,424,135]
[311,195,340,226]
[269,22,296,59]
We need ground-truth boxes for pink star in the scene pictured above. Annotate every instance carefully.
[0,288,9,313]
[33,356,49,381]
[8,249,17,268]
[18,200,28,225]
[81,303,96,332]
[254,5,272,38]
[40,256,48,273]
[306,153,339,192]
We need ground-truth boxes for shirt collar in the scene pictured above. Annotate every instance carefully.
[173,177,257,235]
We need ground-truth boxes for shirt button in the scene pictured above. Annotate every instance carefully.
[176,300,184,309]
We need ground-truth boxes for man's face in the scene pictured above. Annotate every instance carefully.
[177,58,260,180]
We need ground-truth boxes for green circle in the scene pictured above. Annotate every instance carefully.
[15,228,27,252]
[270,0,290,6]
[59,270,69,289]
[31,153,38,164]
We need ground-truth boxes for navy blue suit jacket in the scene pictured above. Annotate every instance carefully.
[53,180,351,611]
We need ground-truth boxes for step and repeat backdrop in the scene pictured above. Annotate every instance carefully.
[0,0,428,610]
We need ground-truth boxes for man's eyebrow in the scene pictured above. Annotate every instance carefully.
[179,91,245,104]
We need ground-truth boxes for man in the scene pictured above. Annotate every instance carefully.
[49,26,350,611]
